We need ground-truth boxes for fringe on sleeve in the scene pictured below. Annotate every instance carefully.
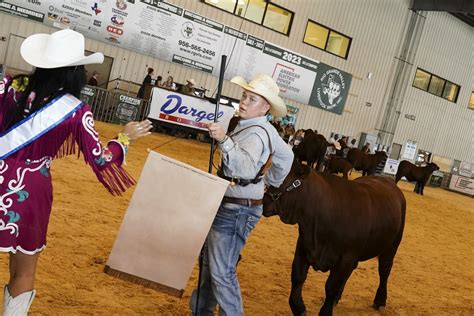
[68,107,136,196]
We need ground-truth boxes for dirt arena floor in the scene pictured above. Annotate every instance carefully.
[1,122,473,315]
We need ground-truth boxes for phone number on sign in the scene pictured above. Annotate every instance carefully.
[178,40,216,57]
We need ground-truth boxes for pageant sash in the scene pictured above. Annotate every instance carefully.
[0,94,83,160]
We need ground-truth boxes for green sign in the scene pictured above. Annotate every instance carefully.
[224,26,247,41]
[80,86,95,105]
[172,54,213,73]
[246,35,264,50]
[113,95,142,125]
[429,171,444,187]
[183,10,224,31]
[0,2,44,22]
[309,63,352,115]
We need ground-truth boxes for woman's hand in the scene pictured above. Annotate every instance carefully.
[207,123,226,142]
[122,120,153,141]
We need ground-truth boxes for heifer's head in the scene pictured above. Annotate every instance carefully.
[263,159,311,224]
[427,162,440,172]
[375,151,388,159]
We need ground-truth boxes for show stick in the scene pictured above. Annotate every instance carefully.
[195,55,227,315]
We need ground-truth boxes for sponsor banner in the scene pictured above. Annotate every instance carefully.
[309,62,352,115]
[45,0,99,36]
[459,161,472,178]
[282,105,299,126]
[402,140,417,160]
[80,86,95,105]
[148,87,234,131]
[0,2,44,22]
[383,158,400,175]
[261,43,317,104]
[3,1,352,114]
[429,170,443,187]
[113,94,142,125]
[449,174,474,196]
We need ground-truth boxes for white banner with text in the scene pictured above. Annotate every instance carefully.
[148,87,234,131]
[0,0,352,114]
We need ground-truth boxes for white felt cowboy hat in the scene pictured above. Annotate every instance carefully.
[186,78,196,85]
[20,29,104,69]
[231,74,287,118]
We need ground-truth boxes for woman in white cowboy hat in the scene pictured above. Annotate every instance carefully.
[0,29,152,315]
[190,74,293,315]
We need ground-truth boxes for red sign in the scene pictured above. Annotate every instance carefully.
[107,25,123,36]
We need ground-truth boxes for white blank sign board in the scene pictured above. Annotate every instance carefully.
[106,151,229,295]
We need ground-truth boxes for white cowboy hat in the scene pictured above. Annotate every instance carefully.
[20,29,104,69]
[186,78,196,85]
[231,74,287,118]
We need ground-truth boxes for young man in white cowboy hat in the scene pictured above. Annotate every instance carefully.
[190,74,293,315]
[180,78,196,95]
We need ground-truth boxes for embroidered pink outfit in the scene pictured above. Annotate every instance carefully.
[0,76,134,254]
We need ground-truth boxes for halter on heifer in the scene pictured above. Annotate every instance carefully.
[265,177,302,214]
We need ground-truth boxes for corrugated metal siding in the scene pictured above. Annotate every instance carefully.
[0,1,472,163]
[393,12,474,163]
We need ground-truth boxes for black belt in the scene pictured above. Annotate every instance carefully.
[222,196,263,207]
[217,169,262,186]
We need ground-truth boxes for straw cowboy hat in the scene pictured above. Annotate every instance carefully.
[231,74,287,118]
[20,29,104,69]
[186,78,196,85]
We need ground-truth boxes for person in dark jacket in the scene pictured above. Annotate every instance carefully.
[87,71,99,86]
[137,67,154,98]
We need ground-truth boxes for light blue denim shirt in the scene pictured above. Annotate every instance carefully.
[219,116,294,200]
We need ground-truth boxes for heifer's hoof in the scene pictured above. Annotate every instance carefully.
[290,305,306,316]
[291,308,306,316]
[372,302,386,310]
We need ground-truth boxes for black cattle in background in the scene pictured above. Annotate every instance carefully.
[395,161,439,195]
[346,148,387,176]
[325,156,352,180]
[293,129,328,171]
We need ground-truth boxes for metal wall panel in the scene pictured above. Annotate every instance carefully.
[0,1,471,163]
[393,12,474,163]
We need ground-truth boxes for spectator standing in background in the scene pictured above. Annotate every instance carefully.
[87,71,99,86]
[350,138,357,148]
[361,142,371,154]
[288,129,305,148]
[137,67,154,98]
[283,123,295,143]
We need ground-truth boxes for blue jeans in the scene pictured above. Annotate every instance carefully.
[190,202,262,316]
